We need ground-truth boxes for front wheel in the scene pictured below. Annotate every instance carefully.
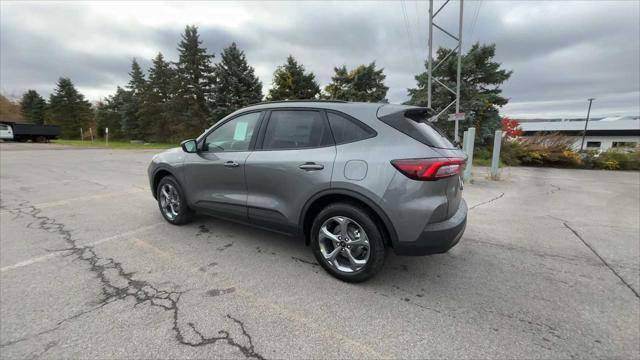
[310,202,386,282]
[156,176,193,225]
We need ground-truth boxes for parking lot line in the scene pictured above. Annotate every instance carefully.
[0,188,146,215]
[0,222,163,273]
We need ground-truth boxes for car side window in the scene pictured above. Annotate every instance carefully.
[327,112,376,144]
[262,110,332,150]
[203,112,261,152]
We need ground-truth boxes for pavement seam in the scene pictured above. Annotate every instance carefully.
[561,221,640,300]
[469,192,505,210]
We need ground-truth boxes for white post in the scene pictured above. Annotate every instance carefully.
[80,128,84,144]
[462,130,469,153]
[463,127,475,181]
[490,130,502,180]
[105,127,109,146]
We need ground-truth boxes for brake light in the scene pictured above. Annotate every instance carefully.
[391,158,465,181]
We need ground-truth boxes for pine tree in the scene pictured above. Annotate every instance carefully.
[324,62,388,102]
[267,56,320,101]
[46,78,93,139]
[406,43,512,145]
[174,25,215,137]
[121,58,146,139]
[211,42,263,122]
[96,86,128,139]
[141,52,176,141]
[20,90,47,124]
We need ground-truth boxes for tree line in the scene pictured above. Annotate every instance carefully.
[16,25,510,145]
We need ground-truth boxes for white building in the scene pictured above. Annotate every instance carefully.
[520,117,640,151]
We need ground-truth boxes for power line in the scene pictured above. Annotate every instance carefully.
[468,0,483,43]
[400,0,421,69]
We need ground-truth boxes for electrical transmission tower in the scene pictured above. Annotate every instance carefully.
[427,0,464,142]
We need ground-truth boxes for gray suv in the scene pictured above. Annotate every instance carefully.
[148,101,467,282]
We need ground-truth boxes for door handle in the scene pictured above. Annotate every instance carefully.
[299,162,324,171]
[224,161,240,168]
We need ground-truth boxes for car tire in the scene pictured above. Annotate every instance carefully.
[156,176,194,225]
[310,202,386,282]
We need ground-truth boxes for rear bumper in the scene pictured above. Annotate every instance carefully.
[393,199,467,256]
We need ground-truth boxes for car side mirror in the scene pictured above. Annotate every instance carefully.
[180,139,198,153]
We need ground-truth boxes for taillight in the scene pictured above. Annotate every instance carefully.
[391,158,465,181]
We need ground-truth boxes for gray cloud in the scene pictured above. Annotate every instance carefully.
[1,0,638,118]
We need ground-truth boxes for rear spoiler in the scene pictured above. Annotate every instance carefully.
[376,105,436,122]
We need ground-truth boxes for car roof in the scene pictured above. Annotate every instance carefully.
[227,101,423,121]
[240,100,382,112]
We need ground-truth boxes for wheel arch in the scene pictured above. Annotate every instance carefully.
[151,167,178,199]
[299,189,398,248]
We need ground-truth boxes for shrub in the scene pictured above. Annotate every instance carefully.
[517,133,582,168]
[474,147,491,161]
[583,150,640,171]
[500,140,526,166]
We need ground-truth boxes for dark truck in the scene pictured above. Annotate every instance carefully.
[0,121,60,142]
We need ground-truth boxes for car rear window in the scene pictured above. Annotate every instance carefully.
[327,111,376,144]
[378,108,456,149]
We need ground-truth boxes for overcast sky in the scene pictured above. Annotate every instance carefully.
[1,0,639,118]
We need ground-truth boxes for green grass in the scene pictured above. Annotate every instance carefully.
[53,139,177,150]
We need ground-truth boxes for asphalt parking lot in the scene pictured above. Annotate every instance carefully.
[1,142,639,359]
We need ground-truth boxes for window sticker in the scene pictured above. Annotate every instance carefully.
[233,122,248,141]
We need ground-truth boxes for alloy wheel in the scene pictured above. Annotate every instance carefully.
[159,183,180,220]
[318,216,370,273]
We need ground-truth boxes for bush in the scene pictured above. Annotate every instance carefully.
[517,133,582,168]
[500,140,526,166]
[474,132,639,171]
[582,150,640,171]
[474,147,491,161]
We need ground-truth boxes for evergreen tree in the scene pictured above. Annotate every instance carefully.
[211,42,263,122]
[267,56,320,101]
[324,62,388,102]
[141,52,176,141]
[20,90,47,124]
[174,25,215,138]
[122,58,146,139]
[46,77,93,139]
[96,86,128,139]
[407,43,512,145]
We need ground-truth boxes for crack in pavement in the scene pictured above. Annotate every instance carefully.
[3,201,266,359]
[547,184,561,195]
[291,256,319,267]
[559,220,640,300]
[469,192,505,210]
[182,315,264,359]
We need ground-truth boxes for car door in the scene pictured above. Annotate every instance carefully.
[182,111,263,221]
[245,109,336,233]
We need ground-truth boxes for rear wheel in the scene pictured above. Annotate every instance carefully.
[310,202,386,282]
[156,176,193,225]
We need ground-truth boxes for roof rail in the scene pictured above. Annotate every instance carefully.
[252,99,349,105]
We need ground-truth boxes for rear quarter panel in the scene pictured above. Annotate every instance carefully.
[330,114,448,244]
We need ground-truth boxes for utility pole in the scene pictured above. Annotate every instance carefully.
[427,0,464,142]
[579,98,595,152]
[454,0,463,143]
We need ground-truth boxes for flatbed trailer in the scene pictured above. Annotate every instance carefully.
[0,121,60,142]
